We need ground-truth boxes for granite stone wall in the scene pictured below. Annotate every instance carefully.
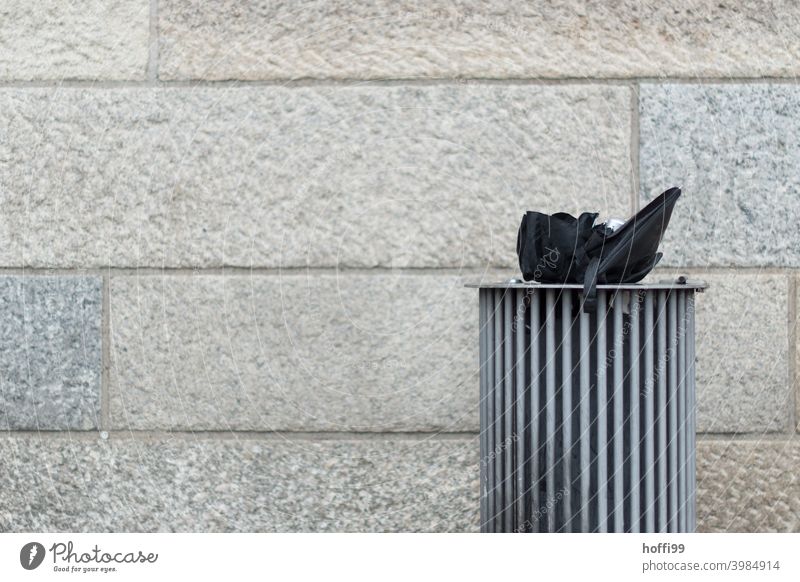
[1,1,798,532]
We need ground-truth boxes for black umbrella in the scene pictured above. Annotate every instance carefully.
[516,187,681,311]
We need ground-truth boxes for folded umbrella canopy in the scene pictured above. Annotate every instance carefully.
[516,187,681,312]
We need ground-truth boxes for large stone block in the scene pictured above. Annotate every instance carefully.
[0,85,631,268]
[640,84,800,267]
[4,434,796,533]
[109,273,480,431]
[0,1,148,80]
[690,273,790,433]
[159,1,800,80]
[697,438,800,532]
[0,435,478,532]
[0,276,102,430]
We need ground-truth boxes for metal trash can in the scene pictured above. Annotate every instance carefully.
[470,280,706,533]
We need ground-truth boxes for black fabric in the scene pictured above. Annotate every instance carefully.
[516,187,681,312]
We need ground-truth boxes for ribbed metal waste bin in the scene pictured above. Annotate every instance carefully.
[470,280,706,533]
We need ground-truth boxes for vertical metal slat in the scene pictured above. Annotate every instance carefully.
[643,292,655,532]
[656,290,668,532]
[687,293,697,531]
[545,289,556,532]
[612,292,624,532]
[493,289,504,532]
[515,290,527,531]
[485,290,496,532]
[677,290,687,532]
[561,291,573,531]
[596,290,608,532]
[530,291,541,532]
[479,290,488,531]
[629,292,641,532]
[503,291,514,533]
[579,304,591,533]
[667,291,678,532]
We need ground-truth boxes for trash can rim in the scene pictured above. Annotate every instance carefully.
[465,279,707,290]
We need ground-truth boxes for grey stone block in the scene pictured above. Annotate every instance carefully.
[0,1,148,80]
[0,435,478,532]
[698,438,800,532]
[0,85,631,268]
[688,272,790,433]
[160,1,800,80]
[109,273,480,431]
[0,277,102,430]
[640,84,800,267]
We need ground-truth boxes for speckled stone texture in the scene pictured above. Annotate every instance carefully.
[159,1,800,80]
[110,273,481,431]
[0,1,148,80]
[640,84,800,267]
[794,279,800,432]
[0,85,631,269]
[0,277,102,430]
[0,436,478,532]
[690,273,789,433]
[697,439,800,532]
